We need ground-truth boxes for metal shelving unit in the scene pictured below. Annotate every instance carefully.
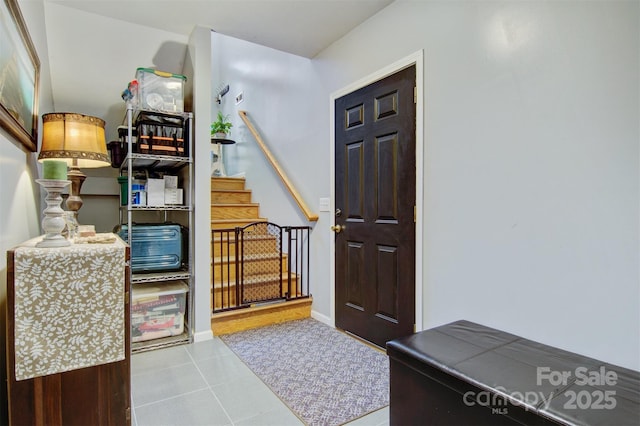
[120,104,194,353]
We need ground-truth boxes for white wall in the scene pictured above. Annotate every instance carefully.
[1,9,215,391]
[210,32,331,316]
[186,26,215,340]
[314,0,639,370]
[0,135,41,425]
[208,1,640,370]
[38,4,217,339]
[3,1,637,395]
[42,2,189,138]
[1,1,55,422]
[0,8,212,419]
[212,32,326,224]
[40,2,190,231]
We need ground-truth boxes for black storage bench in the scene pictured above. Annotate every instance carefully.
[386,320,639,425]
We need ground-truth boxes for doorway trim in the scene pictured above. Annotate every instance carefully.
[328,50,424,333]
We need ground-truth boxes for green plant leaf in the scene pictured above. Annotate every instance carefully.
[211,111,233,136]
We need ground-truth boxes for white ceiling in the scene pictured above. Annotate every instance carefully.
[48,0,394,58]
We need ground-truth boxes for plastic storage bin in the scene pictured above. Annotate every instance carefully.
[131,281,188,342]
[135,68,186,113]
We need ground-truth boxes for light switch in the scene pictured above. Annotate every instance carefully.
[319,197,330,212]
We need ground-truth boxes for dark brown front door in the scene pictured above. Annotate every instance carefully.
[334,65,416,348]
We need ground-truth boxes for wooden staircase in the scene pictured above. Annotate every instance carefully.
[210,177,311,335]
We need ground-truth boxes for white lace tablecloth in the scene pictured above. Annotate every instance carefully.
[13,235,126,380]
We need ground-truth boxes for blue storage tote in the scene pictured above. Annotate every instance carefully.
[118,224,184,272]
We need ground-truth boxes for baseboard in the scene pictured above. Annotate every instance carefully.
[311,310,332,327]
[193,329,214,342]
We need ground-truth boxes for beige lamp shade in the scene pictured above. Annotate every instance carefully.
[38,113,110,168]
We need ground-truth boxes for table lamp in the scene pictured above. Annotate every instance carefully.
[37,113,110,223]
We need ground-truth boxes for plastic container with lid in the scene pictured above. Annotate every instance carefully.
[135,68,186,113]
[131,280,188,342]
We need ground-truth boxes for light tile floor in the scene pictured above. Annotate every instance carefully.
[131,337,390,426]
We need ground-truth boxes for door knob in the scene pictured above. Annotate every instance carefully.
[330,224,344,234]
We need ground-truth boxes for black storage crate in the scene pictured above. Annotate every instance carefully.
[124,111,189,157]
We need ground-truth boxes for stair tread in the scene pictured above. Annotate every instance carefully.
[213,252,286,263]
[213,233,277,242]
[211,177,245,181]
[212,203,261,207]
[244,272,298,284]
[211,177,247,190]
[211,218,267,223]
[213,271,299,287]
[211,189,252,193]
[211,298,312,321]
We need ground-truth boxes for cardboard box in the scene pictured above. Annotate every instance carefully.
[164,188,183,205]
[146,178,165,206]
[164,175,178,189]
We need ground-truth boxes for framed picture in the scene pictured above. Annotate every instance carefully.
[0,0,39,152]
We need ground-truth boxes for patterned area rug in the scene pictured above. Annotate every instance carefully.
[220,318,389,425]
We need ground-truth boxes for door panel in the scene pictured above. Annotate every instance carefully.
[375,133,399,223]
[376,244,399,322]
[346,141,365,221]
[335,65,416,348]
[346,241,365,310]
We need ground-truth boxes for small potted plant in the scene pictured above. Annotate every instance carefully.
[211,111,233,139]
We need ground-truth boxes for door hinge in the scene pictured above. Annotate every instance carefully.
[414,86,417,104]
[413,323,417,333]
[414,205,417,223]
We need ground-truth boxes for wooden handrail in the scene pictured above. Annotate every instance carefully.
[238,110,319,222]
